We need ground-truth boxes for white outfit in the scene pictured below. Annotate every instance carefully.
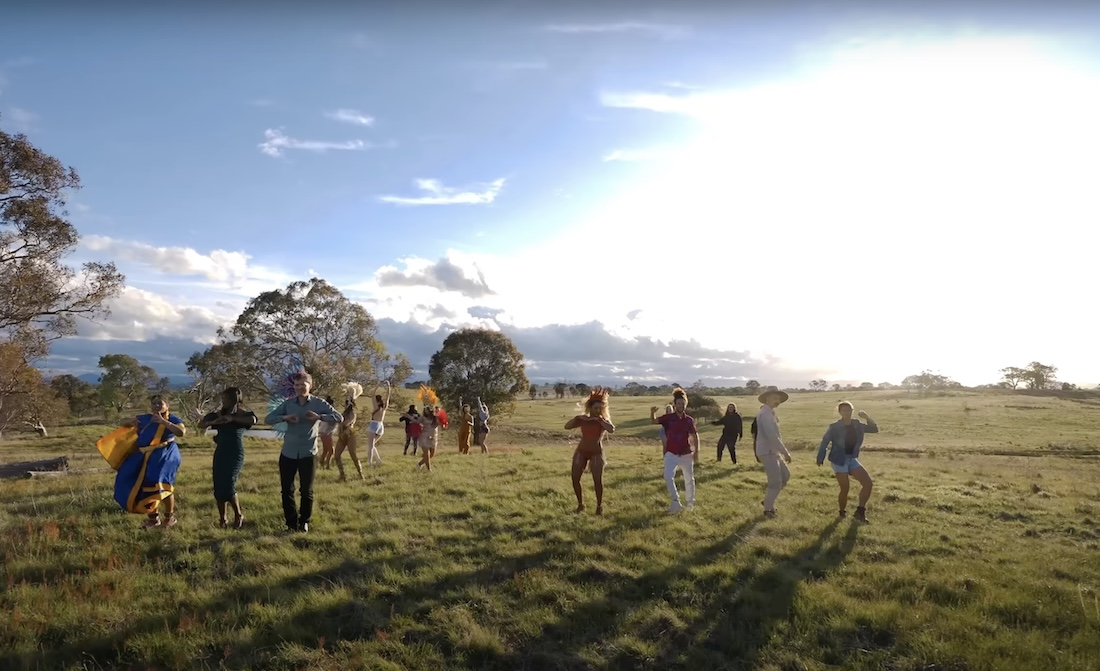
[755,404,792,511]
[663,452,695,510]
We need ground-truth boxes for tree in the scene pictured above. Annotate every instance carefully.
[859,382,875,390]
[745,380,761,394]
[901,369,957,394]
[428,328,529,417]
[999,366,1027,390]
[553,382,567,399]
[49,373,96,416]
[0,337,43,438]
[529,383,538,400]
[1022,361,1058,390]
[809,379,828,391]
[98,354,160,415]
[209,278,399,396]
[1,118,124,344]
[574,383,590,397]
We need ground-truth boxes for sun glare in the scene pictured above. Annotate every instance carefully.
[583,36,1100,384]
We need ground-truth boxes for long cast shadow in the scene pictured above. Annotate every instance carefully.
[491,515,767,670]
[0,509,663,670]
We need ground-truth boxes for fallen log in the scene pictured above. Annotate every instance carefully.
[27,467,111,479]
[0,456,69,480]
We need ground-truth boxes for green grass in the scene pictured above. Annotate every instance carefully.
[1,390,1099,670]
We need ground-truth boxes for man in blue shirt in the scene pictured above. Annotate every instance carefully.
[265,371,342,532]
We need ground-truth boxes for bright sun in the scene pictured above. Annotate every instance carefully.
[580,35,1100,384]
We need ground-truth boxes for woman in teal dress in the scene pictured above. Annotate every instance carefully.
[113,395,187,528]
[198,387,257,528]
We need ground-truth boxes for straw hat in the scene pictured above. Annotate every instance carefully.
[757,385,790,405]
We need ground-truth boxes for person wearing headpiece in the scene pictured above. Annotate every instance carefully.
[365,381,392,467]
[265,371,342,532]
[416,385,447,471]
[198,387,257,529]
[755,385,792,519]
[566,387,615,515]
[650,387,699,513]
[333,381,364,481]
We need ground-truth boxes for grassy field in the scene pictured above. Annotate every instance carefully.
[1,390,1099,670]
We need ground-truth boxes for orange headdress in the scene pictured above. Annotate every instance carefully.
[585,386,611,419]
[417,384,447,428]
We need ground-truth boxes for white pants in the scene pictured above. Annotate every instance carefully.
[762,454,791,510]
[663,452,695,505]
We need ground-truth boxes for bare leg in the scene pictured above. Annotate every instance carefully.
[346,434,364,479]
[571,451,586,511]
[367,432,382,466]
[216,498,228,527]
[835,472,850,515]
[231,494,243,528]
[320,434,334,468]
[417,443,432,471]
[334,436,348,481]
[591,453,605,514]
[164,495,177,527]
[850,467,873,521]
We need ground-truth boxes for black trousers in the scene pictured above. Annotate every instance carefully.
[404,433,417,454]
[279,454,316,529]
[717,435,738,463]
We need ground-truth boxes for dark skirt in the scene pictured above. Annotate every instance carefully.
[212,443,245,500]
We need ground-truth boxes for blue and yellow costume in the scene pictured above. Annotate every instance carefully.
[112,413,183,514]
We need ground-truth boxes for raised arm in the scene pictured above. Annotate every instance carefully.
[859,410,879,433]
[564,415,583,430]
[383,381,392,412]
[649,406,662,425]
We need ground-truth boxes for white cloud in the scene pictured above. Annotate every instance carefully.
[324,108,375,126]
[80,235,291,294]
[544,21,689,39]
[258,128,368,157]
[378,178,505,206]
[77,285,229,344]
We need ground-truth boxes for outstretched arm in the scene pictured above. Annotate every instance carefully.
[649,406,662,424]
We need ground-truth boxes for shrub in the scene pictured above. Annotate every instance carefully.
[687,393,722,420]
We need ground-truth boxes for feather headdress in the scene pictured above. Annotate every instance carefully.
[585,386,611,419]
[417,384,439,407]
[341,381,363,400]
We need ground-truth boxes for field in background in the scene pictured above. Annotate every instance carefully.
[1,390,1098,670]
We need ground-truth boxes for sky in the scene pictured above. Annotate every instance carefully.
[2,0,1098,389]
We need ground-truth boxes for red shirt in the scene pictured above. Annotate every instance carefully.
[658,412,697,455]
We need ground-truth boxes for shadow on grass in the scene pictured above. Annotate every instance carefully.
[0,510,662,671]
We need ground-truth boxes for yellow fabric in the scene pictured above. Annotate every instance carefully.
[124,422,170,514]
[96,426,138,470]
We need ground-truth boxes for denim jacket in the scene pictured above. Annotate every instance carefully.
[817,419,878,465]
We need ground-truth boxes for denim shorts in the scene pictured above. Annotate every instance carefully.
[831,456,864,474]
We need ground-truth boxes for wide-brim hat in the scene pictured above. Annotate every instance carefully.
[758,385,790,404]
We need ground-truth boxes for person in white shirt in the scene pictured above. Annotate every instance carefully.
[754,386,792,518]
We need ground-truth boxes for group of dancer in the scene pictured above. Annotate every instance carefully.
[103,373,877,533]
[104,372,486,532]
[566,385,878,522]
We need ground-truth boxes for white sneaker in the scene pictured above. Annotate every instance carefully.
[668,500,683,513]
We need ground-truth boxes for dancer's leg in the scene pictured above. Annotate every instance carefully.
[681,454,696,507]
[591,453,606,514]
[320,434,334,468]
[279,454,298,529]
[230,494,243,528]
[571,450,587,511]
[368,432,382,466]
[663,452,682,509]
[762,455,784,513]
[850,465,873,521]
[835,472,851,515]
[216,498,228,527]
[346,433,363,478]
[333,436,348,481]
[298,456,316,528]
